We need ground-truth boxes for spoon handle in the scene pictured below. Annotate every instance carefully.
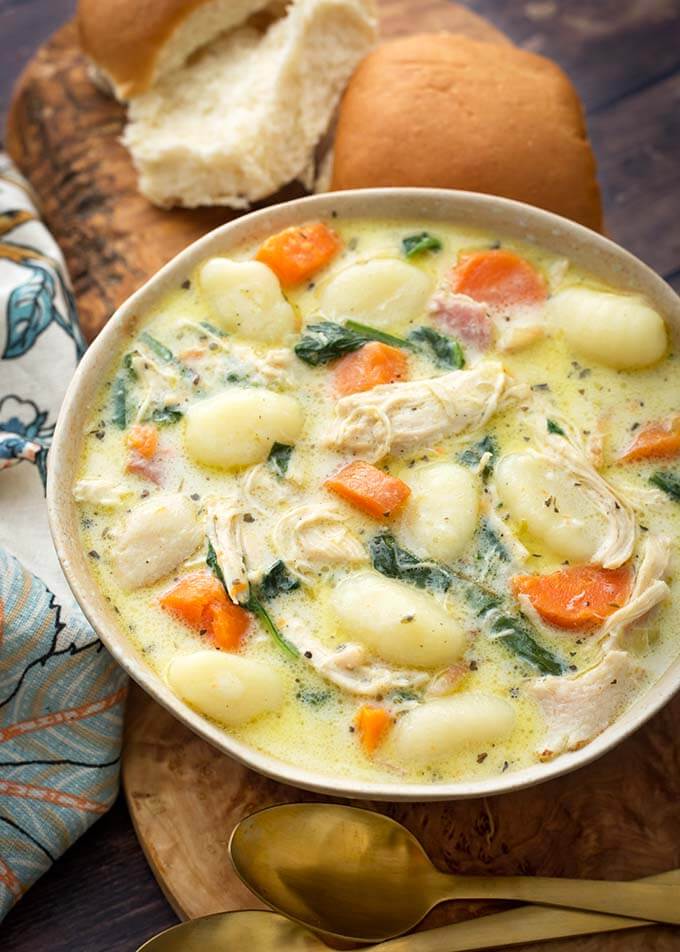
[449,875,680,924]
[375,869,680,952]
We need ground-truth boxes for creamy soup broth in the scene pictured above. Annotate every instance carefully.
[74,217,679,785]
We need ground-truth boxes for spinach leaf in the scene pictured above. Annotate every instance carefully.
[122,352,138,380]
[294,321,410,366]
[199,320,227,338]
[139,331,197,383]
[151,406,183,426]
[206,540,298,658]
[139,331,173,363]
[268,442,293,477]
[402,232,442,258]
[246,594,299,658]
[111,375,128,429]
[487,613,566,676]
[408,325,465,369]
[294,322,365,365]
[206,539,225,586]
[458,434,498,478]
[467,524,565,674]
[369,533,453,592]
[475,520,509,581]
[368,533,565,676]
[650,470,680,502]
[344,320,411,349]
[260,560,300,599]
[459,579,565,676]
[547,418,566,436]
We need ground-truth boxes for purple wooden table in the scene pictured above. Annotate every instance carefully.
[1,1,679,949]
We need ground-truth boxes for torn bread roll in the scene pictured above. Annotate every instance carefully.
[79,0,376,208]
[330,34,603,231]
[78,0,281,100]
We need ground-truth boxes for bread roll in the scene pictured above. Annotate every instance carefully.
[78,0,276,100]
[331,34,603,231]
[122,0,376,208]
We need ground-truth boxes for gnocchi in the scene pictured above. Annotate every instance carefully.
[320,259,431,329]
[111,493,202,589]
[547,286,667,370]
[388,693,516,764]
[199,258,296,342]
[74,214,678,789]
[185,389,303,469]
[330,572,467,668]
[167,651,284,726]
[398,463,479,561]
[495,452,609,562]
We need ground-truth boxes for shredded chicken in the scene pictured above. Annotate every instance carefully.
[229,343,293,386]
[130,347,182,423]
[241,461,300,516]
[603,534,671,646]
[179,320,292,385]
[271,502,366,582]
[425,664,468,698]
[73,478,130,506]
[327,361,528,462]
[205,491,250,604]
[529,649,644,759]
[606,476,666,510]
[528,416,637,569]
[282,618,429,697]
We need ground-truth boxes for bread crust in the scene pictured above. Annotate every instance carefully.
[331,34,603,232]
[78,0,221,98]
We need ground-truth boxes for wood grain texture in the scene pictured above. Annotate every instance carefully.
[122,681,680,950]
[2,2,680,951]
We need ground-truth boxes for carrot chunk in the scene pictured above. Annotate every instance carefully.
[450,249,547,309]
[325,460,411,518]
[355,706,393,755]
[160,573,249,651]
[256,221,341,286]
[512,564,633,631]
[619,416,680,462]
[126,423,158,459]
[334,341,408,396]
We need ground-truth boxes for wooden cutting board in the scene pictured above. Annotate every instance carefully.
[7,4,680,949]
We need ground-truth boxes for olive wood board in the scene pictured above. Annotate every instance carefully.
[6,2,680,949]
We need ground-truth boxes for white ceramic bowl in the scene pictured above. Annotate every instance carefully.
[48,188,680,801]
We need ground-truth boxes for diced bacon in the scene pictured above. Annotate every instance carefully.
[427,290,494,349]
[126,452,162,484]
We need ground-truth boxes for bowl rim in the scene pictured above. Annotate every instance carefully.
[47,187,680,801]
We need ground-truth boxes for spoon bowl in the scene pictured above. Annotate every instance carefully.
[137,910,325,952]
[230,803,440,941]
[230,803,680,942]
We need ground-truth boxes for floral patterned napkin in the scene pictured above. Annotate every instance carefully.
[0,153,127,921]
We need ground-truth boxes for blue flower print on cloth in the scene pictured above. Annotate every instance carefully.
[0,154,127,922]
[0,552,127,919]
[0,154,84,607]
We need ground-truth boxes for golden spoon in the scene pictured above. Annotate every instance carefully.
[229,803,680,942]
[137,870,680,952]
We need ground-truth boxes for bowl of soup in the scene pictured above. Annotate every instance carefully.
[48,189,680,800]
